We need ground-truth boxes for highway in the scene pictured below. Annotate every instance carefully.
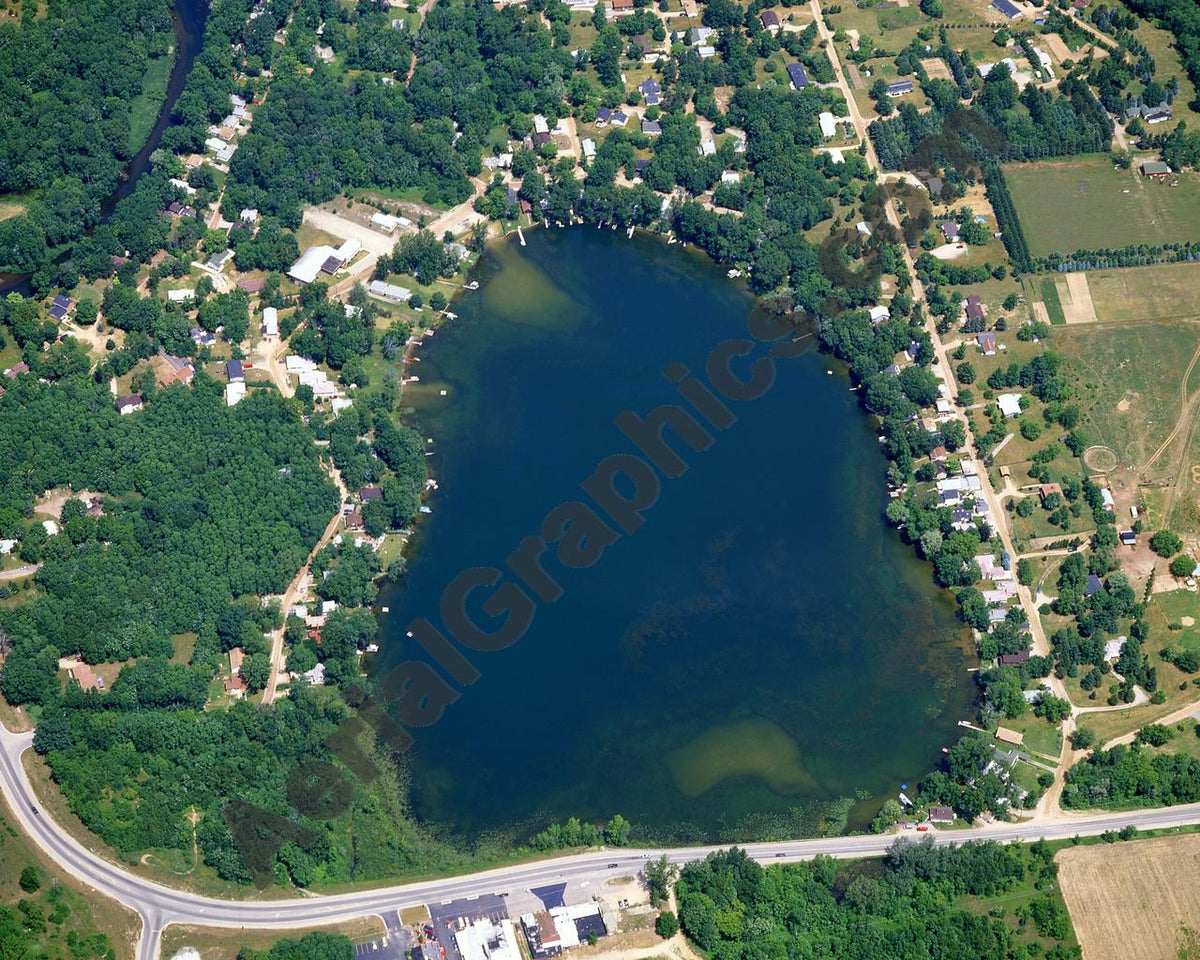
[5,724,1200,960]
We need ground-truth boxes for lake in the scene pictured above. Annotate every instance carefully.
[378,227,975,844]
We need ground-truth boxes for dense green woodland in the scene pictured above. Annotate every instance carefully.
[0,0,175,270]
[0,377,336,694]
[674,843,1077,960]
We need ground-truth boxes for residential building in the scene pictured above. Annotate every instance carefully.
[289,246,338,284]
[941,221,960,241]
[1140,160,1172,178]
[976,332,997,355]
[226,359,245,382]
[997,393,1022,418]
[992,0,1021,17]
[116,395,143,415]
[262,307,279,338]
[927,805,955,824]
[886,80,914,96]
[818,111,837,139]
[759,9,779,27]
[368,280,412,302]
[786,63,808,89]
[168,288,196,303]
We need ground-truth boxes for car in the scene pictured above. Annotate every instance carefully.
[916,825,929,832]
[775,852,786,857]
[29,805,38,815]
[607,862,619,868]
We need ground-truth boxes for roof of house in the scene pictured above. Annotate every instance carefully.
[941,221,960,239]
[928,805,955,822]
[360,485,383,501]
[1141,160,1172,176]
[887,79,914,93]
[998,650,1030,666]
[760,9,779,25]
[226,359,244,381]
[995,726,1024,745]
[289,246,338,284]
[116,394,142,411]
[641,119,662,134]
[1085,573,1103,596]
[977,332,996,351]
[992,0,1021,17]
[786,63,808,88]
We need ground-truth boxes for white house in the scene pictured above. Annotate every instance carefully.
[868,305,890,324]
[997,393,1023,418]
[370,211,403,233]
[368,280,412,302]
[225,381,247,406]
[818,111,837,139]
[262,306,279,338]
[167,288,195,302]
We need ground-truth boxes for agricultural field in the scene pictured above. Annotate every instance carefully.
[1004,156,1200,257]
[1058,833,1200,960]
[1085,262,1200,323]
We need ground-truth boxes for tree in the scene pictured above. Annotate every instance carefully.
[18,866,40,893]
[644,854,678,906]
[1170,554,1196,578]
[1150,530,1183,558]
[1070,726,1096,749]
[655,911,679,938]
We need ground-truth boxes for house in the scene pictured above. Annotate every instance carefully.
[48,294,73,321]
[1119,529,1137,546]
[224,675,247,698]
[610,110,629,128]
[992,0,1021,18]
[532,114,550,135]
[965,295,985,322]
[759,9,779,27]
[638,79,661,100]
[997,393,1022,418]
[207,248,234,272]
[1100,488,1115,511]
[1038,482,1063,504]
[226,359,245,382]
[786,63,808,89]
[169,177,197,196]
[1085,573,1104,597]
[886,80,914,96]
[1140,160,1172,179]
[857,221,873,237]
[345,511,364,532]
[165,200,195,218]
[367,280,412,302]
[976,332,997,356]
[609,0,634,14]
[641,119,662,135]
[191,326,216,347]
[688,26,715,44]
[167,288,195,303]
[927,805,955,824]
[595,106,612,127]
[995,726,1024,746]
[868,304,890,324]
[229,647,245,675]
[360,485,383,502]
[997,650,1030,668]
[818,111,837,139]
[158,352,195,388]
[68,662,105,692]
[370,211,403,233]
[1104,636,1127,661]
[240,208,259,224]
[226,381,246,406]
[582,137,596,159]
[262,307,279,338]
[116,394,143,415]
[237,277,266,294]
[941,221,960,241]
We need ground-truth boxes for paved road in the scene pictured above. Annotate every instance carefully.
[5,722,1200,960]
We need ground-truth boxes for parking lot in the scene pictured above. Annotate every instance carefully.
[426,895,509,960]
[353,910,412,960]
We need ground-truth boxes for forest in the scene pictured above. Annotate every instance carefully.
[1062,743,1200,809]
[0,0,175,271]
[674,842,1077,960]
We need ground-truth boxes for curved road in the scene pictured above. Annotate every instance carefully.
[5,724,1200,960]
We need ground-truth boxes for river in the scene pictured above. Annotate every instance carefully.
[0,0,209,295]
[376,227,977,844]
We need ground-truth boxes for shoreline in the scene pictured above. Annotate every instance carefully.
[364,223,981,843]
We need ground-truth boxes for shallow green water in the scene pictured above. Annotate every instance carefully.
[377,227,975,843]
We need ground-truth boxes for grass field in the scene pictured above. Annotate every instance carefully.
[1037,277,1065,324]
[1086,263,1200,322]
[1118,0,1200,133]
[127,53,174,153]
[1058,832,1200,960]
[1004,156,1200,257]
[1055,321,1200,474]
[1001,712,1062,761]
[161,918,385,960]
[1147,589,1200,655]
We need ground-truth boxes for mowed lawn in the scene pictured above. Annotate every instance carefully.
[1004,155,1200,257]
[1087,262,1200,322]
